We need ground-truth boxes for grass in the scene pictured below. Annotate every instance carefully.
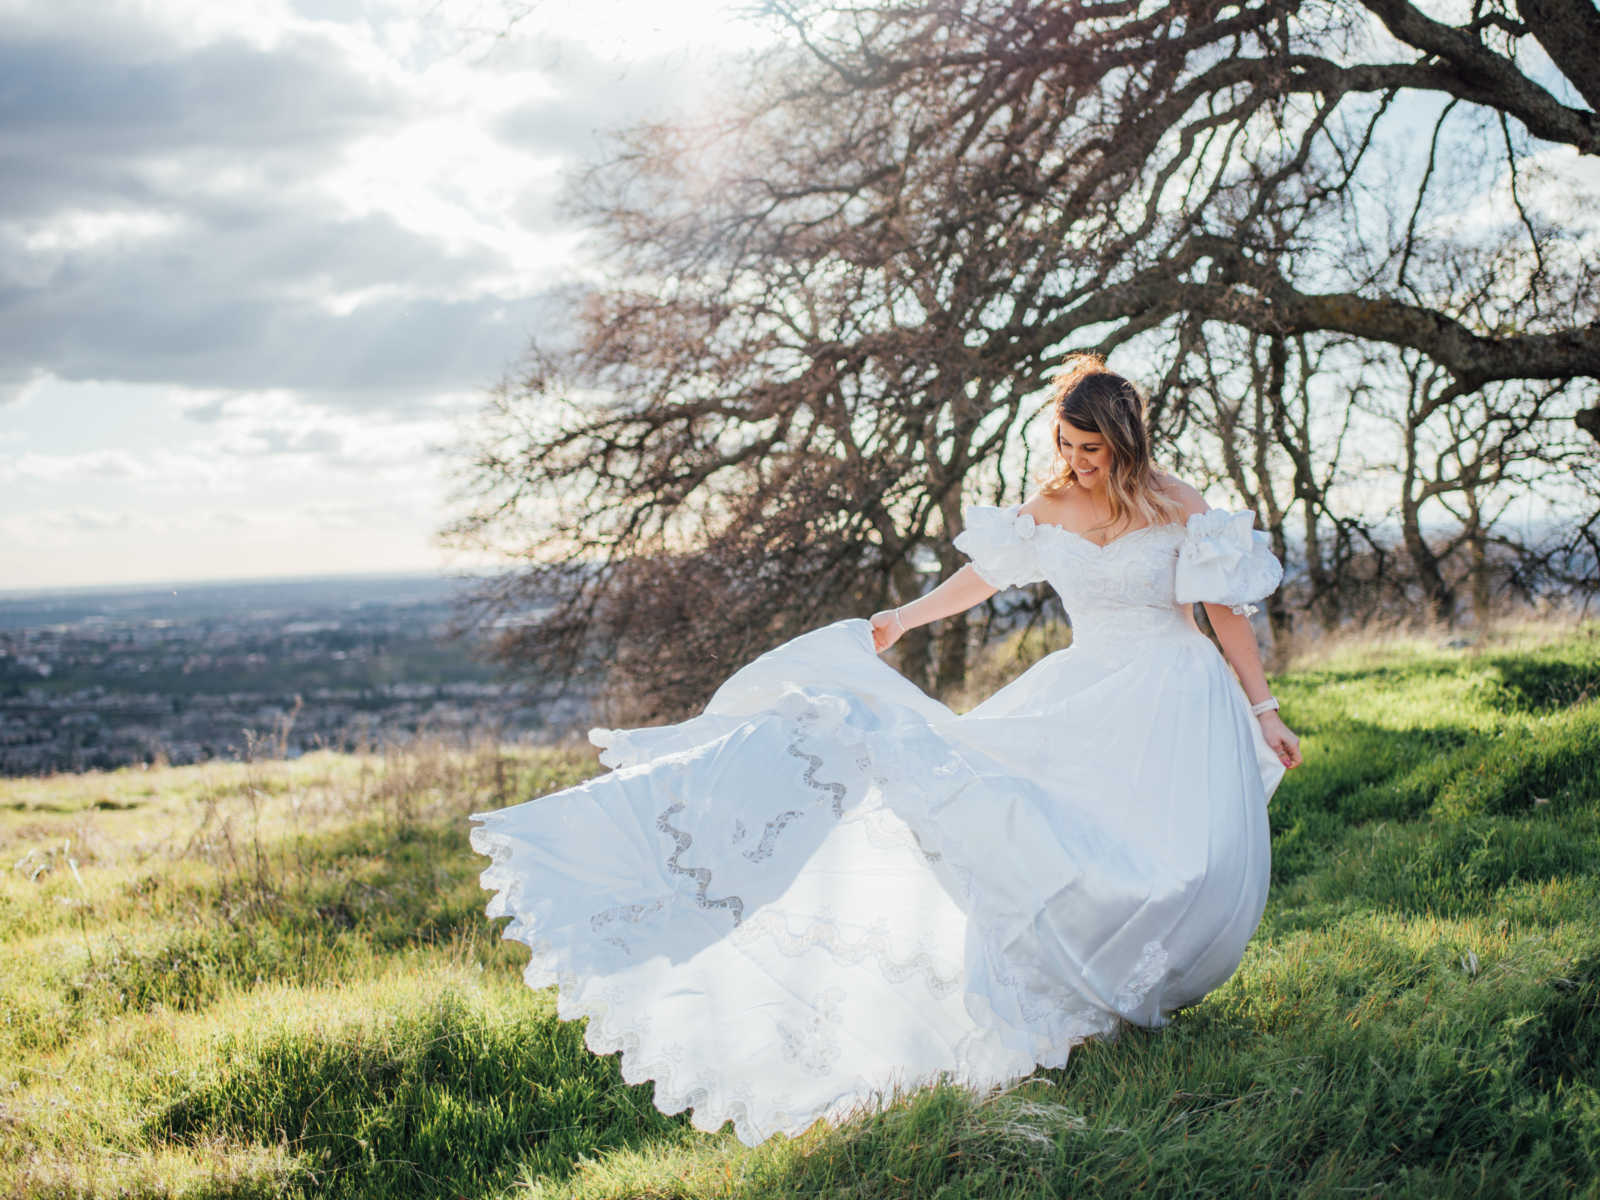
[2,624,1599,1198]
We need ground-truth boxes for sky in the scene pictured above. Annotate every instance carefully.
[0,0,774,589]
[3,2,1595,591]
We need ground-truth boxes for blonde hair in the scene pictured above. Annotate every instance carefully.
[1036,353,1186,535]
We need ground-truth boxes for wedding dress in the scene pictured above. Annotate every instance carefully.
[468,503,1287,1146]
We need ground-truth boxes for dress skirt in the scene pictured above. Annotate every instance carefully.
[468,615,1284,1145]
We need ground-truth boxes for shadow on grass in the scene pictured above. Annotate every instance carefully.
[143,986,695,1200]
[46,807,578,1048]
[1482,650,1600,714]
[1267,703,1600,892]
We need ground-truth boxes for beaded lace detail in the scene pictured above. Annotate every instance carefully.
[1113,940,1170,1015]
[956,502,1282,637]
[784,708,849,815]
[742,810,805,862]
[657,800,745,926]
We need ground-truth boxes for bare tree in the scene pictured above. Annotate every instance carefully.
[445,0,1600,719]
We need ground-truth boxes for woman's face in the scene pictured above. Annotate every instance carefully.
[1056,420,1113,490]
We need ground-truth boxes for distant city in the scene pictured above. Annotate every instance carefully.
[0,572,597,776]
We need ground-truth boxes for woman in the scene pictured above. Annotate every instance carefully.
[468,354,1302,1147]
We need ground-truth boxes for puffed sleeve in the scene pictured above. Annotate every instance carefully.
[1174,508,1283,617]
[952,503,1048,591]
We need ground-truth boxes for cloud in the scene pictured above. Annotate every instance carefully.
[177,393,232,423]
[0,0,769,589]
[233,426,346,457]
[0,368,49,406]
[0,201,573,399]
[2,449,148,483]
[0,446,232,488]
[0,2,589,409]
[0,33,403,169]
[61,507,136,532]
[0,22,409,226]
[490,38,720,160]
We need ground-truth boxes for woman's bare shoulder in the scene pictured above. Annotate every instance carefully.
[1152,471,1209,517]
[1018,488,1071,522]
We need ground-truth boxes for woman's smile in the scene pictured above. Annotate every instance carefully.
[1056,419,1112,486]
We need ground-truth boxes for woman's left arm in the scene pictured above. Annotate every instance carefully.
[1162,473,1302,771]
[1204,603,1302,770]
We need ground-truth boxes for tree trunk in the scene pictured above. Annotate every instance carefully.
[1400,497,1455,625]
[1470,532,1491,628]
[935,609,969,698]
[1302,495,1336,625]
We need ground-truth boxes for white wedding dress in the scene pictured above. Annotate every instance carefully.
[468,503,1287,1146]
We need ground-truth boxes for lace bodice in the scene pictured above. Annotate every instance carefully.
[953,503,1283,644]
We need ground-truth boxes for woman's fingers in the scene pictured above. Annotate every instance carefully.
[1273,732,1302,769]
[868,610,903,653]
[868,614,896,653]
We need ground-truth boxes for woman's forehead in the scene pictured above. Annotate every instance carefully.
[1056,420,1102,441]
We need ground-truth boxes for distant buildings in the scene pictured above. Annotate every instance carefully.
[0,575,594,775]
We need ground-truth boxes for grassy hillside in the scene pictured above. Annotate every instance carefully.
[3,624,1598,1199]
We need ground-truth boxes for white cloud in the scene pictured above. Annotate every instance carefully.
[0,368,49,406]
[3,449,148,483]
[0,0,773,587]
[0,0,765,405]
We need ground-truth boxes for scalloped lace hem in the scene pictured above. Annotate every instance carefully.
[473,697,1178,1142]
[474,822,1047,1144]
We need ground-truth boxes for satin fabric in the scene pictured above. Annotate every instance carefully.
[468,506,1286,1144]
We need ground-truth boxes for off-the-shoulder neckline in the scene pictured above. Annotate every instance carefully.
[993,502,1189,552]
[1030,518,1184,552]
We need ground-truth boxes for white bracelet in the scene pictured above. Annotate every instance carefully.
[1250,696,1280,716]
[891,606,906,634]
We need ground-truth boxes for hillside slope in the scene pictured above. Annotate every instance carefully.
[3,626,1598,1198]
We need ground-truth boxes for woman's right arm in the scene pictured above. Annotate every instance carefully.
[871,565,997,652]
[871,491,1052,653]
[899,565,998,628]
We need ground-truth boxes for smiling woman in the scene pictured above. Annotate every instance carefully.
[467,352,1302,1145]
[1039,356,1189,546]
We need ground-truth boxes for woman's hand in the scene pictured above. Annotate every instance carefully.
[1258,712,1303,770]
[869,609,905,654]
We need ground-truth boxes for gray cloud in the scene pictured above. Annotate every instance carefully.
[65,508,134,532]
[490,37,737,161]
[0,189,571,400]
[0,6,584,410]
[0,28,411,222]
[0,368,45,405]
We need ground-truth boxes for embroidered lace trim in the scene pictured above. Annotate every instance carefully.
[1113,939,1170,1015]
[656,800,745,925]
[470,820,1033,1143]
[471,692,1177,1142]
[743,810,805,862]
[784,707,848,815]
[730,907,964,997]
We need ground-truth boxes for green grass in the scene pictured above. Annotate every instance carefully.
[3,624,1599,1198]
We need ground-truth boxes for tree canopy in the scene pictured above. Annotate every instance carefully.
[445,0,1600,722]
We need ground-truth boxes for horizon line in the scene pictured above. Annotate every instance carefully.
[0,564,507,600]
